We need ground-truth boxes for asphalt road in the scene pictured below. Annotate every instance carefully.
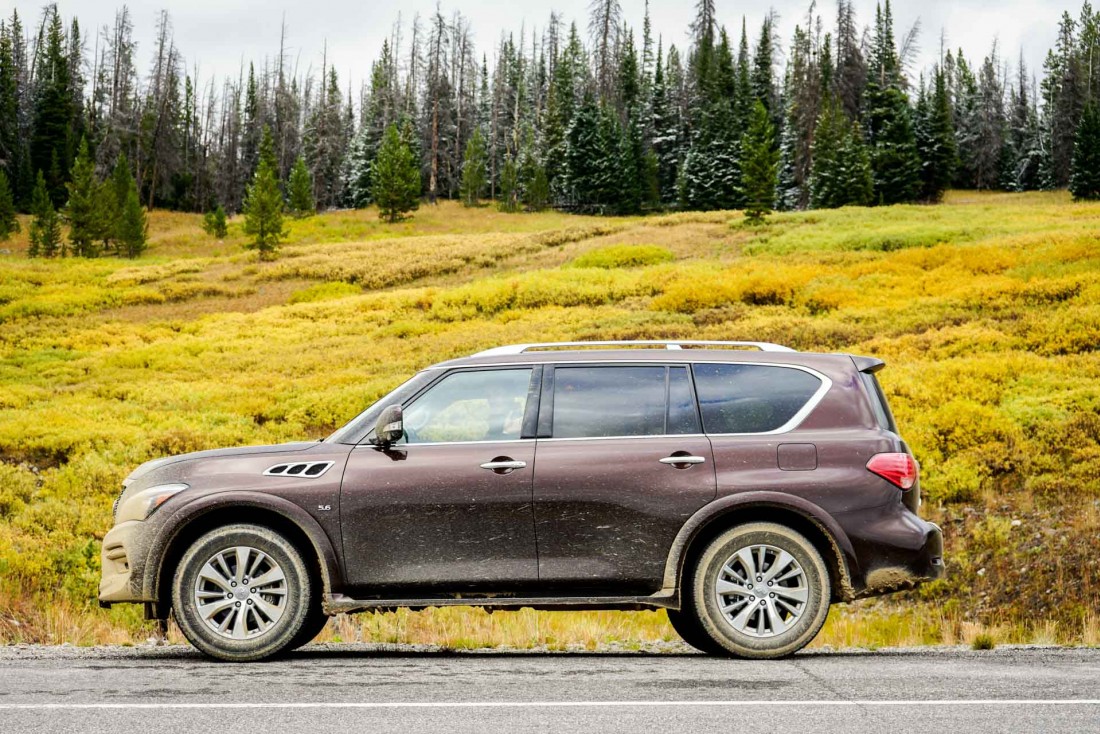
[1,644,1098,733]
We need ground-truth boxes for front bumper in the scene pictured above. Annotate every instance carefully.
[98,520,145,605]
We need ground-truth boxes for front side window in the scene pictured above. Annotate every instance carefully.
[552,366,687,438]
[693,364,823,434]
[402,369,532,444]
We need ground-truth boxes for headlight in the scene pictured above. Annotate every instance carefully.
[115,483,189,523]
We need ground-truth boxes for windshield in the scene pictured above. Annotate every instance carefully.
[325,370,437,445]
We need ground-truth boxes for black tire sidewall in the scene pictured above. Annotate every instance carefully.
[288,601,329,651]
[172,524,312,662]
[692,522,830,659]
[666,607,728,655]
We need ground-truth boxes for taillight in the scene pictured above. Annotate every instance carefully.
[866,453,917,490]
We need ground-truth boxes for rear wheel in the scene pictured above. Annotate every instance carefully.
[666,606,726,655]
[691,522,830,659]
[172,524,313,662]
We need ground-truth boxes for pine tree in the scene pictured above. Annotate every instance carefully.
[30,7,75,208]
[563,93,603,211]
[459,128,488,206]
[242,127,287,259]
[741,101,779,225]
[202,204,229,238]
[117,187,147,258]
[1070,103,1100,200]
[0,169,18,241]
[98,154,134,255]
[287,156,314,218]
[0,23,30,210]
[915,68,956,202]
[498,155,519,212]
[863,2,920,204]
[371,122,420,222]
[28,170,61,257]
[1003,55,1043,191]
[810,99,873,209]
[524,162,551,211]
[865,82,922,203]
[63,137,99,257]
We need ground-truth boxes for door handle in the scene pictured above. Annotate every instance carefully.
[659,455,706,466]
[480,459,527,473]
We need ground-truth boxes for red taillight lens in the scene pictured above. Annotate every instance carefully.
[866,453,917,490]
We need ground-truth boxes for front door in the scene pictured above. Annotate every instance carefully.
[339,367,540,592]
[532,364,717,594]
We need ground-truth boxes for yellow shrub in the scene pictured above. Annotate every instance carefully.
[570,244,674,269]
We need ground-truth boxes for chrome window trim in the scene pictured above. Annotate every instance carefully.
[367,362,832,444]
[355,438,536,449]
[537,433,709,443]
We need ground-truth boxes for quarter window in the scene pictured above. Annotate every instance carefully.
[692,364,822,434]
[402,369,532,444]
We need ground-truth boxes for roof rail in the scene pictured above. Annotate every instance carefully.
[472,340,796,357]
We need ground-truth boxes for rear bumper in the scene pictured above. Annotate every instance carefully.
[837,501,945,599]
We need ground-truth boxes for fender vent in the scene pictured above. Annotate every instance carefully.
[263,460,334,478]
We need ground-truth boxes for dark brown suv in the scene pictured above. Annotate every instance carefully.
[100,340,944,661]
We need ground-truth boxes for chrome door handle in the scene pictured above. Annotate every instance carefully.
[659,455,706,465]
[480,460,527,471]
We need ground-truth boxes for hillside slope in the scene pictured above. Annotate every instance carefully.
[1,192,1098,648]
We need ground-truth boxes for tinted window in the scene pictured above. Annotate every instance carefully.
[859,372,897,432]
[553,366,666,438]
[668,366,701,434]
[402,369,532,443]
[692,364,822,434]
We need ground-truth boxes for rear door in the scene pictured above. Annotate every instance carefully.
[694,362,833,502]
[531,364,716,594]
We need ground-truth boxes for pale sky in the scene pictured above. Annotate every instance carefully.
[8,0,1074,98]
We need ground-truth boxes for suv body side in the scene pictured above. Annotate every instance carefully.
[100,348,943,621]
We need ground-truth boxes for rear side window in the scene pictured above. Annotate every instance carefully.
[551,365,700,438]
[553,366,666,438]
[692,364,822,434]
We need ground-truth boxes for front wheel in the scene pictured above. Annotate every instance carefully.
[691,522,831,659]
[171,523,314,662]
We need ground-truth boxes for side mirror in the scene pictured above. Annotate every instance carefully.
[372,405,404,447]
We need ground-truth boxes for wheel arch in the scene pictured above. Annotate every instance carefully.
[144,492,341,620]
[664,493,859,606]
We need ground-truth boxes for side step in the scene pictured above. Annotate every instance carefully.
[323,592,677,615]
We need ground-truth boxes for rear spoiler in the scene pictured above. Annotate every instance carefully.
[852,355,885,374]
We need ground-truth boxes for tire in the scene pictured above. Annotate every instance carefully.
[666,607,727,655]
[691,522,830,659]
[288,601,330,651]
[171,523,313,662]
